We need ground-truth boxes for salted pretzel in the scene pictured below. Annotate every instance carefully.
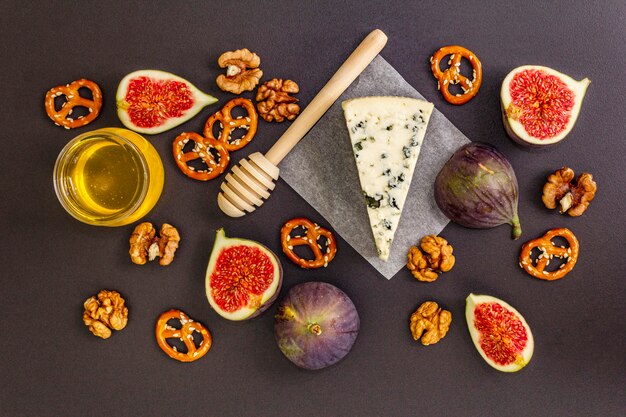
[44,78,102,128]
[203,98,258,151]
[430,46,482,105]
[280,218,337,269]
[172,132,230,181]
[519,228,579,281]
[155,309,212,362]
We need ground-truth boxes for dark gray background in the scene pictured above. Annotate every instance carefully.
[1,1,625,416]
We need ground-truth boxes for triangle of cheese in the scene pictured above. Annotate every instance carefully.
[342,96,434,261]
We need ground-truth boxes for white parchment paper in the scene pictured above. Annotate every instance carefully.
[280,55,470,279]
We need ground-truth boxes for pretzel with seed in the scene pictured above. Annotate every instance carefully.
[280,218,337,269]
[430,46,482,105]
[519,228,579,281]
[203,98,258,151]
[45,78,102,128]
[155,309,212,362]
[172,132,230,181]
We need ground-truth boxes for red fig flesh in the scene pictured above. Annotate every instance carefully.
[116,70,217,134]
[465,293,534,372]
[501,65,590,147]
[205,229,282,321]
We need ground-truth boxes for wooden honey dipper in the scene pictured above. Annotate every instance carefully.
[218,29,388,217]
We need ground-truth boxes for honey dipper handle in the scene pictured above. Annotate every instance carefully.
[264,29,388,166]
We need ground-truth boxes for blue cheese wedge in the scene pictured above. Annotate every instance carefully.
[342,96,434,261]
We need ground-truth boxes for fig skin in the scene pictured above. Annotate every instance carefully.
[434,142,522,239]
[274,282,359,370]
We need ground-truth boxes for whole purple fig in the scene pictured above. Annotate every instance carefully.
[274,282,359,370]
[434,142,522,239]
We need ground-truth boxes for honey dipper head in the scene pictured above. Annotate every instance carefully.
[217,152,280,217]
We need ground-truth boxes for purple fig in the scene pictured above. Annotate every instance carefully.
[435,142,522,239]
[274,282,359,370]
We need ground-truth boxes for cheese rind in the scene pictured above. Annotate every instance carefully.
[342,96,434,261]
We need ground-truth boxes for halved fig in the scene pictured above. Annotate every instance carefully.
[501,65,590,147]
[465,293,534,372]
[117,69,217,134]
[205,229,282,321]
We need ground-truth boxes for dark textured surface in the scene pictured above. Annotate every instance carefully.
[1,1,625,416]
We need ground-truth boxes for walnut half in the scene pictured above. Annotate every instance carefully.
[542,167,597,217]
[129,222,180,266]
[216,48,263,94]
[256,78,300,122]
[410,301,452,346]
[83,290,128,339]
[407,235,455,282]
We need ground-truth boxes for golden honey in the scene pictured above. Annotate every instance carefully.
[54,128,164,226]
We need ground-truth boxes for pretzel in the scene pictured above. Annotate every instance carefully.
[203,98,258,151]
[280,218,337,269]
[172,132,230,181]
[519,228,579,281]
[44,78,102,129]
[430,46,482,105]
[155,309,212,362]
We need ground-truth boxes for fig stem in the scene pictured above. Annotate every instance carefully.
[307,323,322,336]
[510,215,522,240]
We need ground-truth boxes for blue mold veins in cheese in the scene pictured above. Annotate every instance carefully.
[342,96,434,261]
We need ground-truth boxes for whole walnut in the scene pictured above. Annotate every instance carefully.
[410,301,452,346]
[407,235,455,282]
[83,290,128,339]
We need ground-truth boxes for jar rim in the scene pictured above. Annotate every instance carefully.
[53,128,151,225]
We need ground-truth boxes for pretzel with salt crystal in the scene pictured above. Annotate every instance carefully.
[280,218,337,269]
[45,78,102,129]
[519,228,579,281]
[155,309,212,362]
[430,46,482,105]
[172,132,230,181]
[203,98,258,151]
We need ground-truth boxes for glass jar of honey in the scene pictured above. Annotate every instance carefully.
[53,127,164,226]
